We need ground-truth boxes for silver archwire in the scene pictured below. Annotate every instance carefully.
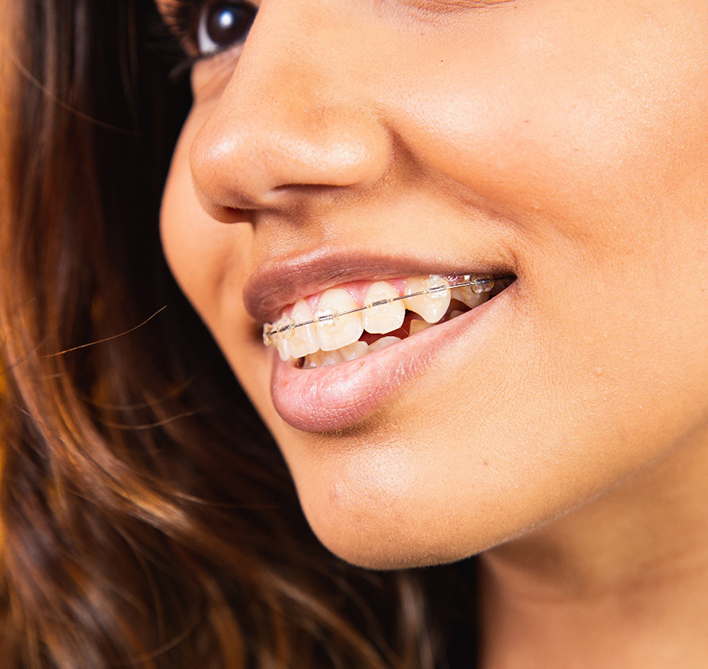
[263,274,516,346]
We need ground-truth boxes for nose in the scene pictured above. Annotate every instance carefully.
[189,0,392,220]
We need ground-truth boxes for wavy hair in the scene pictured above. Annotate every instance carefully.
[0,1,475,667]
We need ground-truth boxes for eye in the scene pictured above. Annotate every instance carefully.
[196,1,257,57]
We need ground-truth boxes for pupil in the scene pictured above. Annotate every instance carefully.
[207,2,254,47]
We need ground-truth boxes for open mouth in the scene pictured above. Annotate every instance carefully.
[263,273,516,369]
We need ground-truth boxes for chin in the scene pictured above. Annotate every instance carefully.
[292,472,505,570]
[307,513,477,571]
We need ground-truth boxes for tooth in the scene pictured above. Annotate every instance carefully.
[277,341,290,361]
[451,285,489,309]
[450,310,466,319]
[339,340,369,361]
[286,300,320,358]
[263,324,275,347]
[273,317,293,361]
[318,349,345,367]
[403,275,451,323]
[303,341,368,367]
[472,275,495,293]
[368,336,402,353]
[303,353,319,369]
[409,319,433,336]
[302,348,345,369]
[315,289,364,352]
[362,282,405,334]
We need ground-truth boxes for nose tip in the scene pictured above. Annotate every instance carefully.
[191,104,391,215]
[189,28,392,220]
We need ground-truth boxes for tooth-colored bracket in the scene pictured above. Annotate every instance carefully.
[263,274,513,347]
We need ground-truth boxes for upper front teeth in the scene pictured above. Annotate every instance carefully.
[264,273,499,361]
[402,276,451,323]
[315,289,364,352]
[363,282,405,333]
[285,299,320,359]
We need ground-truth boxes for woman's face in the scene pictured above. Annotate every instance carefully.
[159,0,708,568]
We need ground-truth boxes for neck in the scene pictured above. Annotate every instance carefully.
[478,432,708,669]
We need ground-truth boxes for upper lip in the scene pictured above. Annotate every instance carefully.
[242,246,515,323]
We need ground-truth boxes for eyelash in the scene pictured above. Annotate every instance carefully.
[163,0,200,45]
[162,0,253,71]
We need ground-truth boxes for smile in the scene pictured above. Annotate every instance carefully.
[268,271,517,432]
[263,273,516,368]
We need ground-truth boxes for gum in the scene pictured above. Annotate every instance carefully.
[283,278,409,317]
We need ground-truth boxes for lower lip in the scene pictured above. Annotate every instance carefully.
[270,284,514,432]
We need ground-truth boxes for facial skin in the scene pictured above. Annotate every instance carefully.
[159,0,708,582]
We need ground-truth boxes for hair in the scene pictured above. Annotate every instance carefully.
[0,2,476,667]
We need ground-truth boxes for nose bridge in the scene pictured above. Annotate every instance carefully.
[190,0,391,215]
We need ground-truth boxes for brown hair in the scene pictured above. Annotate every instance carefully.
[0,2,474,667]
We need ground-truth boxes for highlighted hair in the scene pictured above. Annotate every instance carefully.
[0,1,462,667]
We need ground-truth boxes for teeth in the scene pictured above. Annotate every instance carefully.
[274,317,294,361]
[303,349,344,368]
[451,285,489,309]
[315,288,364,352]
[409,319,433,336]
[302,357,318,369]
[302,336,400,369]
[368,336,402,353]
[302,341,369,369]
[403,276,451,323]
[265,272,510,361]
[318,349,345,367]
[362,282,405,334]
[277,340,291,361]
[286,300,320,358]
[339,340,369,361]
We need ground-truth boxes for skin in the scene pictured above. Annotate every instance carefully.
[158,0,708,665]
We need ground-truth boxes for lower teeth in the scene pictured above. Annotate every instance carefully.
[299,303,470,369]
[291,275,515,369]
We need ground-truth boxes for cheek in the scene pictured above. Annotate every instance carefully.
[160,119,259,369]
[160,119,279,423]
[389,1,708,245]
[161,128,215,315]
[161,119,242,323]
[155,1,708,570]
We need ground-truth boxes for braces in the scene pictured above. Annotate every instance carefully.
[263,274,514,347]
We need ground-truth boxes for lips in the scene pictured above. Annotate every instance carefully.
[242,247,515,324]
[268,276,516,432]
[243,248,517,431]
